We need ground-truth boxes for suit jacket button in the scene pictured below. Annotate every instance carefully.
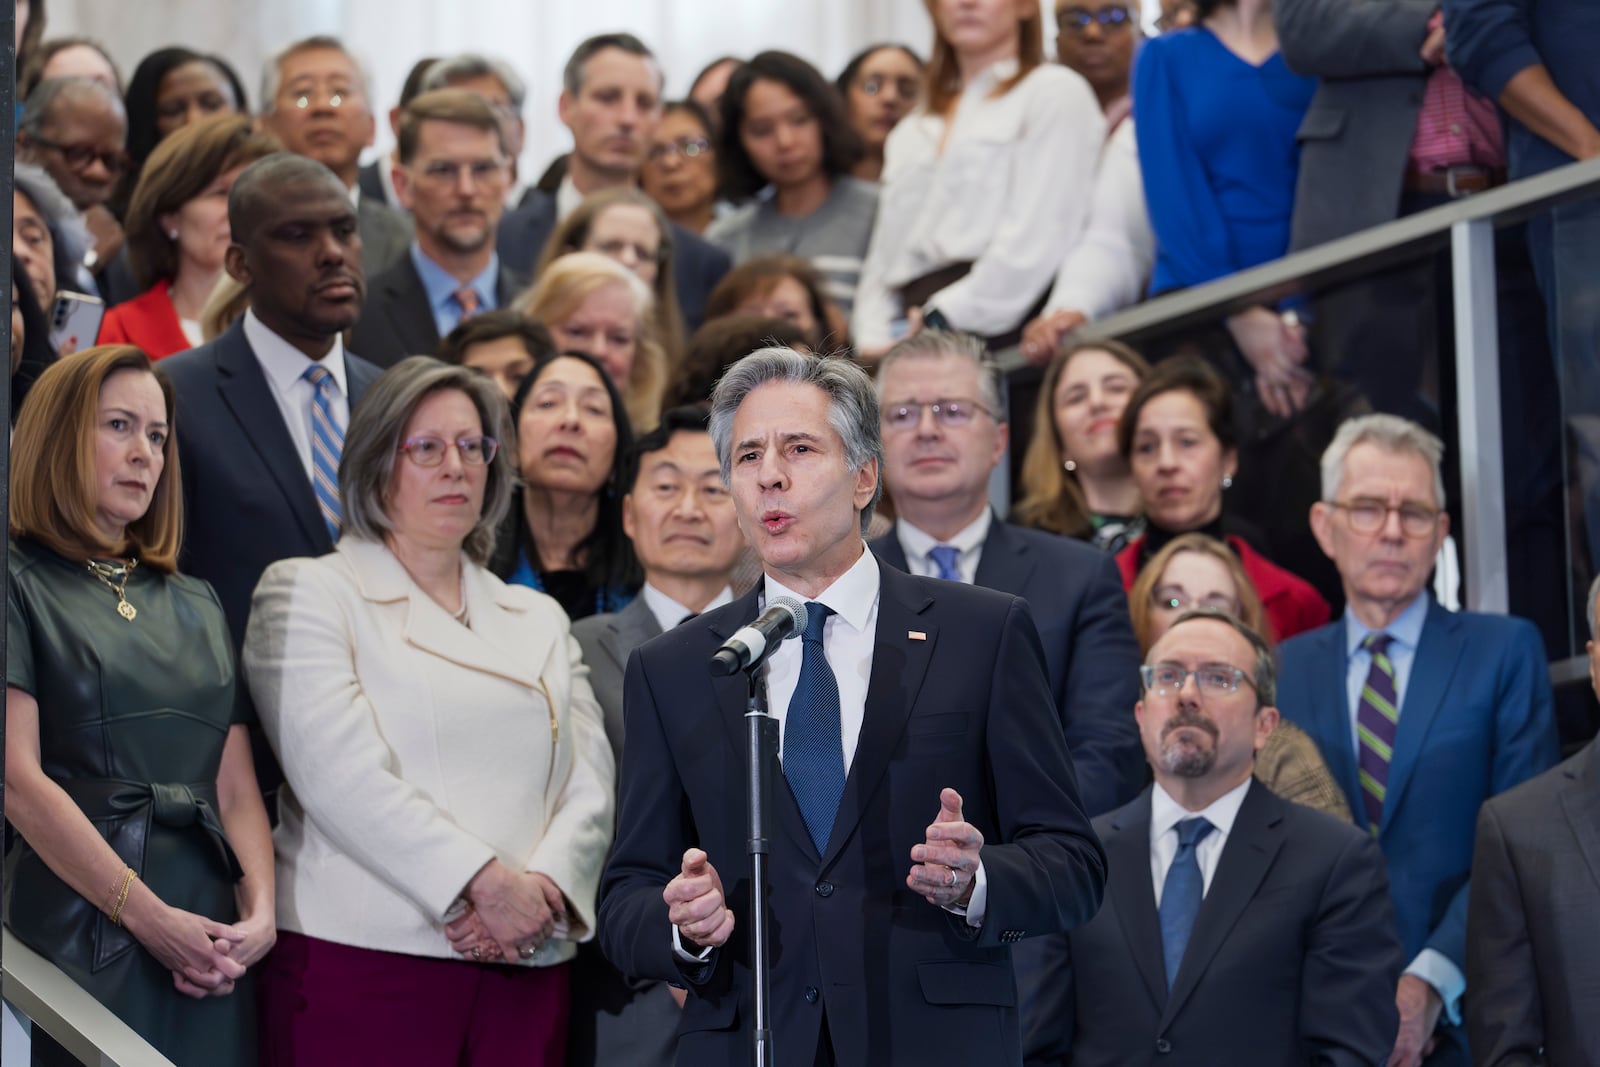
[815,882,834,898]
[1156,1038,1172,1053]
[804,986,820,1004]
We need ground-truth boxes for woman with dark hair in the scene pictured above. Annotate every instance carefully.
[113,48,247,219]
[835,44,923,183]
[1113,355,1329,640]
[641,99,721,235]
[436,309,556,400]
[707,51,876,317]
[11,261,57,420]
[14,162,91,312]
[490,351,641,621]
[99,115,278,358]
[704,254,839,351]
[852,0,1105,355]
[1134,0,1316,417]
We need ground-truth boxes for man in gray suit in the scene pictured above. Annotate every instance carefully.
[260,35,413,275]
[567,403,745,1066]
[1465,574,1600,1066]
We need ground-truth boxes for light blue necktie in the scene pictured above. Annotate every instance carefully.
[303,364,344,541]
[1159,816,1214,990]
[927,544,962,582]
[784,603,844,853]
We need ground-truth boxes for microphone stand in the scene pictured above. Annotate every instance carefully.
[744,667,779,1067]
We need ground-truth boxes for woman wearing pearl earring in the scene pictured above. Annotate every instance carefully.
[99,114,279,358]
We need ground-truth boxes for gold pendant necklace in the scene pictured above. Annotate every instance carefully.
[85,559,139,621]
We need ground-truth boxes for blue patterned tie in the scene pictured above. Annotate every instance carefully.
[784,603,844,853]
[1159,816,1214,990]
[927,544,962,582]
[303,364,344,541]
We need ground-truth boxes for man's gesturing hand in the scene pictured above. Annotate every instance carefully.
[907,788,984,907]
[664,848,735,951]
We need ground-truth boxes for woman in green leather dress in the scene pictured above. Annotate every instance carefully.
[4,345,275,1066]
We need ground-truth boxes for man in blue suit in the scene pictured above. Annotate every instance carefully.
[1277,413,1559,1067]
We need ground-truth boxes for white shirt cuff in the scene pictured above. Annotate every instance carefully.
[1405,948,1465,1027]
[941,860,988,928]
[671,924,716,964]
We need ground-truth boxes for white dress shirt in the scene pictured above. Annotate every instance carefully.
[556,174,584,222]
[894,510,992,584]
[1148,776,1253,906]
[242,309,350,482]
[641,581,734,634]
[852,60,1105,348]
[1045,119,1157,320]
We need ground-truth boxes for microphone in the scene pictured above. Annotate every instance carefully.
[710,598,809,676]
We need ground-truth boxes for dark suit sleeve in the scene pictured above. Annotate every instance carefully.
[972,597,1108,946]
[1465,801,1546,1067]
[1058,552,1147,816]
[1442,0,1542,102]
[1425,622,1558,970]
[1276,0,1436,79]
[1299,830,1405,1066]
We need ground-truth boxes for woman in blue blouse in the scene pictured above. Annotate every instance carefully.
[1135,0,1317,418]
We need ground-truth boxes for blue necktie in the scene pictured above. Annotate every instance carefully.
[1159,816,1214,990]
[927,544,962,582]
[784,603,844,853]
[303,364,344,541]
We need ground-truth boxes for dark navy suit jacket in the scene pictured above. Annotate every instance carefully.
[348,252,524,368]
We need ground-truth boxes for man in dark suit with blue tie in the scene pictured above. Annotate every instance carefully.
[163,153,382,644]
[1033,608,1402,1065]
[496,33,730,331]
[1277,414,1559,1066]
[599,347,1106,1065]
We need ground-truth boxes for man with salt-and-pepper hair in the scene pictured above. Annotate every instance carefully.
[598,347,1105,1065]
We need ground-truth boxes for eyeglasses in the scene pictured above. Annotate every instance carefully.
[1150,586,1239,615]
[415,159,507,187]
[1329,499,1441,538]
[647,136,711,164]
[398,434,499,467]
[857,75,921,101]
[1057,6,1135,33]
[291,88,352,109]
[882,398,993,430]
[28,136,129,175]
[1140,662,1256,697]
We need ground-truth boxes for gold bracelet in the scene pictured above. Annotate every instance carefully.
[109,868,137,926]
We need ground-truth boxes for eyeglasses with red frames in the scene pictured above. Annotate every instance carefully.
[397,435,499,467]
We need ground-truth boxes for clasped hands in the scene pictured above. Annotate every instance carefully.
[125,899,274,1000]
[447,859,566,964]
[664,787,985,952]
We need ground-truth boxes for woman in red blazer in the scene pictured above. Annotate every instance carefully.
[99,114,278,358]
[1113,356,1329,641]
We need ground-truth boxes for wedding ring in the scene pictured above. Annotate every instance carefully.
[470,948,482,960]
[519,944,537,959]
[946,866,958,888]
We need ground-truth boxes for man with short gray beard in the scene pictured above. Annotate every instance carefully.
[1025,609,1403,1066]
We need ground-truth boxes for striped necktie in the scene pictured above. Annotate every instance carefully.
[1356,633,1398,831]
[303,364,344,541]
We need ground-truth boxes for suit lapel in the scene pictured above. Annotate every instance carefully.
[604,597,661,672]
[1161,782,1285,1026]
[1306,624,1363,828]
[213,323,329,551]
[1382,601,1463,833]
[388,258,442,353]
[1560,743,1600,894]
[871,528,911,573]
[972,517,1035,595]
[821,566,936,868]
[1106,793,1169,1009]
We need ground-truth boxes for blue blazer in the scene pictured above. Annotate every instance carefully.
[1276,600,1558,975]
[162,320,382,646]
[496,190,731,332]
[871,518,1146,818]
[598,564,1106,1066]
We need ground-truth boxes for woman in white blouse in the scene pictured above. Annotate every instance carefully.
[243,357,614,1066]
[852,0,1105,356]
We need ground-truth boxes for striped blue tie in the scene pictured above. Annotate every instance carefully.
[303,364,344,541]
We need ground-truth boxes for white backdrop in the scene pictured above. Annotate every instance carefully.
[48,0,948,183]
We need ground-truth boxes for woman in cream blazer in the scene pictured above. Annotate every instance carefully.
[243,358,614,1067]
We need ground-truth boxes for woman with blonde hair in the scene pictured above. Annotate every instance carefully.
[1128,531,1350,822]
[514,251,665,432]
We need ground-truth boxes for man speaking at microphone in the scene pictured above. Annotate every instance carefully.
[598,347,1107,1066]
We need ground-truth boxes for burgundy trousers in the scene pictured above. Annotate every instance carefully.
[258,931,569,1066]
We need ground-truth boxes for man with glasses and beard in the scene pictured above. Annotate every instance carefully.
[1026,609,1401,1066]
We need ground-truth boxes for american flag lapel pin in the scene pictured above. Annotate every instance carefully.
[908,630,927,641]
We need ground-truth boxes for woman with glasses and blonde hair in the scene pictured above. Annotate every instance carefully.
[244,357,614,1065]
[1128,532,1351,821]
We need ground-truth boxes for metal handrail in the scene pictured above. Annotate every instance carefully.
[2,929,175,1067]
